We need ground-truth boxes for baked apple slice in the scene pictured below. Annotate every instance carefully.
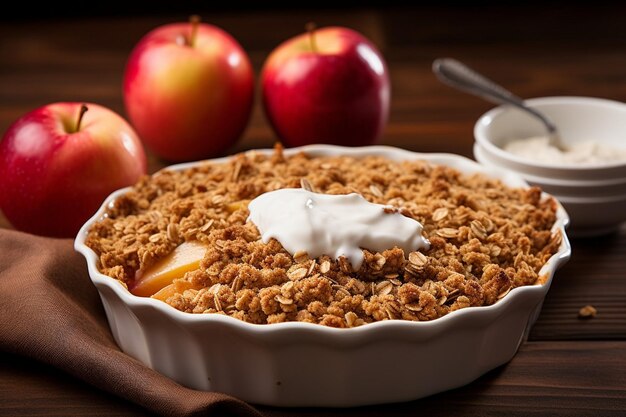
[130,241,207,297]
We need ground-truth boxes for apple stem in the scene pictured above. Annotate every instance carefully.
[76,104,88,132]
[306,22,318,53]
[189,15,201,47]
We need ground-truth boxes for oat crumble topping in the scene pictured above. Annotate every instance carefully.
[85,145,562,327]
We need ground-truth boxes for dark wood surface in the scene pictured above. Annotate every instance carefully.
[1,5,626,416]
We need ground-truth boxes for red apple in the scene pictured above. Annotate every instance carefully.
[0,102,147,238]
[261,25,390,147]
[123,16,254,162]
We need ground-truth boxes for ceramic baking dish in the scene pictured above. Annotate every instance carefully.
[75,145,571,407]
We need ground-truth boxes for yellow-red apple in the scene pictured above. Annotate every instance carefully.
[123,17,254,162]
[261,26,390,147]
[0,103,146,237]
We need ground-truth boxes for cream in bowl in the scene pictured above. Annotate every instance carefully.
[474,96,626,236]
[503,135,626,166]
[75,144,570,407]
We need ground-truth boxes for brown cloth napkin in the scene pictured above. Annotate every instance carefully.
[0,228,263,417]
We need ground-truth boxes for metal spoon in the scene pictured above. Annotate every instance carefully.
[432,58,564,150]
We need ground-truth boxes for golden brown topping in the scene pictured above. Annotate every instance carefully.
[85,148,560,326]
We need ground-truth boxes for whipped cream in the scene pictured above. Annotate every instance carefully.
[247,188,430,270]
[503,136,626,165]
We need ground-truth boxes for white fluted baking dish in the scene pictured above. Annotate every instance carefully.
[75,145,571,407]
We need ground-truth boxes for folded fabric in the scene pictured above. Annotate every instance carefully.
[0,229,262,417]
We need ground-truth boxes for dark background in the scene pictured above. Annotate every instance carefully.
[2,0,624,20]
[1,3,626,416]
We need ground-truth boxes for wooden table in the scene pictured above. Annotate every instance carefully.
[1,5,625,416]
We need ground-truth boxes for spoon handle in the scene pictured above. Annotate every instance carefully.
[433,58,557,134]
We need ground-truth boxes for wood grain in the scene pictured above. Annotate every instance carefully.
[1,4,626,416]
[261,341,626,417]
[530,226,626,341]
[0,353,154,417]
[2,341,625,417]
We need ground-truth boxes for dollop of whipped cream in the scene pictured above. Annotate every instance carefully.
[247,188,430,270]
[503,136,626,165]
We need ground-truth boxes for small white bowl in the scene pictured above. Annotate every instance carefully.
[75,145,570,407]
[474,96,626,236]
[555,194,626,237]
[474,142,626,199]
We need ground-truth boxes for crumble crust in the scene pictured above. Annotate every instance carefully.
[85,145,561,327]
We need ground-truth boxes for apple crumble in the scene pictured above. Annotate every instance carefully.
[85,145,562,327]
